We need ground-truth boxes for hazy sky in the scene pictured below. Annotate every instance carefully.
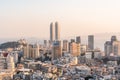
[0,0,120,39]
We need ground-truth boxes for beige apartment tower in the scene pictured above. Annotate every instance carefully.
[112,41,120,56]
[70,42,81,57]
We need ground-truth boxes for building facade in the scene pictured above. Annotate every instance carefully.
[76,36,81,43]
[23,44,40,59]
[50,22,54,42]
[70,42,81,57]
[52,41,62,60]
[63,40,69,52]
[104,36,119,57]
[112,41,120,56]
[88,35,94,50]
[104,41,112,56]
[55,22,60,41]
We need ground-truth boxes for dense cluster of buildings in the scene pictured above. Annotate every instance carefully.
[104,36,120,57]
[1,22,120,80]
[0,51,19,80]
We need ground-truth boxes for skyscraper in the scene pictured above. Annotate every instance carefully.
[69,42,81,57]
[50,22,54,42]
[23,43,29,58]
[112,41,120,56]
[63,40,69,52]
[104,41,112,56]
[76,36,81,43]
[23,44,40,59]
[55,22,60,41]
[71,39,75,43]
[104,36,118,57]
[111,36,117,43]
[33,43,40,59]
[52,41,62,60]
[88,35,94,50]
[44,40,47,47]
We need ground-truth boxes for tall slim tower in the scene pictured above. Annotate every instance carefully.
[55,22,60,41]
[50,22,54,41]
[88,35,94,50]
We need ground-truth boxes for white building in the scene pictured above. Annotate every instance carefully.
[7,54,15,71]
[10,52,18,64]
[81,44,87,53]
[85,52,92,59]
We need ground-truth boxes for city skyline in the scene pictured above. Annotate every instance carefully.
[0,0,120,38]
[1,1,120,79]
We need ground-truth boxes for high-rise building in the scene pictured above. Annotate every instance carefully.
[7,54,15,71]
[23,43,29,58]
[44,40,47,47]
[68,39,75,53]
[63,40,69,52]
[50,22,54,42]
[70,42,81,57]
[0,54,15,71]
[104,41,112,56]
[55,22,60,41]
[104,36,118,57]
[76,36,81,43]
[81,44,87,54]
[26,45,33,59]
[52,41,62,60]
[23,44,40,59]
[33,43,40,59]
[112,41,120,56]
[71,39,75,43]
[0,57,7,70]
[88,35,94,50]
[11,52,18,64]
[111,36,117,43]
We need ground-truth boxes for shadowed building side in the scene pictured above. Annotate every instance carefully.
[88,35,94,50]
[55,22,60,41]
[50,22,54,42]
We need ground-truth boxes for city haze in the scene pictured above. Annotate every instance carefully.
[0,0,120,38]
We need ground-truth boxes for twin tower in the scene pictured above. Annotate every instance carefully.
[50,22,60,41]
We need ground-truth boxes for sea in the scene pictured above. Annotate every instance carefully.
[0,33,120,52]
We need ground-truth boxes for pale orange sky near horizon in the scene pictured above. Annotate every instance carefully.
[0,0,120,39]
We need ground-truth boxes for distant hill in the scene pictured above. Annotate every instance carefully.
[0,37,44,44]
[0,37,44,49]
[0,41,20,49]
